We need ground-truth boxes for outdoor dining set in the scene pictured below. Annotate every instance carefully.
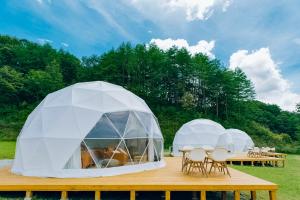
[179,146,232,177]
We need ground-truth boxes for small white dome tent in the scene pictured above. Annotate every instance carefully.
[172,119,232,156]
[225,129,254,153]
[12,81,164,178]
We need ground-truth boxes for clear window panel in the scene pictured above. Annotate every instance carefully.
[106,140,133,168]
[134,111,152,134]
[106,111,129,137]
[80,142,97,169]
[124,139,149,164]
[123,112,148,138]
[84,139,121,168]
[86,114,121,139]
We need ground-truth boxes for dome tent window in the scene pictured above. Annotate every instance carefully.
[12,81,164,178]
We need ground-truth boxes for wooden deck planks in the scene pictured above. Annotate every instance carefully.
[227,155,285,167]
[0,157,277,192]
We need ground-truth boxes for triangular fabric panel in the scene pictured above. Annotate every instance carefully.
[43,87,73,107]
[44,138,82,170]
[19,111,43,139]
[19,138,52,170]
[123,112,148,138]
[72,106,103,138]
[42,106,82,139]
[100,93,128,113]
[85,114,121,139]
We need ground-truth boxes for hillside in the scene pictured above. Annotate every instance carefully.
[0,35,300,153]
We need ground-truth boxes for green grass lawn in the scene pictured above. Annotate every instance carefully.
[0,141,16,159]
[232,154,300,200]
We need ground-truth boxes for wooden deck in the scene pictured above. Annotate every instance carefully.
[0,157,277,200]
[227,154,285,167]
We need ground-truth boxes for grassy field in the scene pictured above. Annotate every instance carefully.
[0,142,299,200]
[0,141,16,159]
[232,154,300,200]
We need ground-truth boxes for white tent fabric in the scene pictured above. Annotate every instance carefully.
[12,81,165,178]
[225,129,254,153]
[172,119,232,156]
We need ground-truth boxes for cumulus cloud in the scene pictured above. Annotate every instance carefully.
[37,38,52,45]
[131,0,232,21]
[229,47,300,111]
[150,38,215,58]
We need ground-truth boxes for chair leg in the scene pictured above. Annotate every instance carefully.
[224,162,231,177]
[209,161,214,174]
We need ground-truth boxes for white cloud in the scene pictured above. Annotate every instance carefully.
[37,38,52,44]
[150,38,215,58]
[61,42,69,47]
[229,47,300,111]
[131,0,232,21]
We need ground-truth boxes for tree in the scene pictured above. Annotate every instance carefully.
[181,92,197,111]
[0,65,24,104]
[24,60,64,102]
[296,103,300,113]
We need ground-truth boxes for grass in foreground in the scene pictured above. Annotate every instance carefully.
[232,154,300,200]
[0,141,16,159]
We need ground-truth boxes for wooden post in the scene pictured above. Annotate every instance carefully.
[130,190,136,200]
[221,191,226,200]
[230,161,232,165]
[269,190,276,200]
[165,191,171,200]
[262,161,265,167]
[250,191,256,200]
[241,161,243,166]
[60,191,68,200]
[251,161,254,166]
[95,191,101,200]
[200,191,206,200]
[234,191,240,200]
[24,191,32,200]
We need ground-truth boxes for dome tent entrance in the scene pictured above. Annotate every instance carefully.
[172,119,232,156]
[12,81,164,178]
[225,129,254,153]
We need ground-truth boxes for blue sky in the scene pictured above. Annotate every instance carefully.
[1,0,300,111]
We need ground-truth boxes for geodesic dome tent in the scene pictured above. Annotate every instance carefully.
[225,129,254,153]
[172,119,232,156]
[12,81,164,178]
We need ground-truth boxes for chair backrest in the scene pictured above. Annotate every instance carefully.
[189,148,206,162]
[211,148,230,161]
[253,147,260,152]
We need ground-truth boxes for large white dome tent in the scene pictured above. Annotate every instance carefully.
[172,119,232,156]
[12,81,164,178]
[225,129,254,153]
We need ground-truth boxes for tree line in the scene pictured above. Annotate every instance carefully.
[0,35,299,152]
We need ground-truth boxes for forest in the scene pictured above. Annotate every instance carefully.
[1,35,300,153]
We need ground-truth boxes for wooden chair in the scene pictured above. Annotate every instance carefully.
[185,148,207,176]
[208,148,231,177]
